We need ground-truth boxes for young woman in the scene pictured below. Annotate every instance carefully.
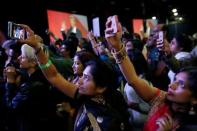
[19,25,131,131]
[105,17,197,131]
[71,50,95,85]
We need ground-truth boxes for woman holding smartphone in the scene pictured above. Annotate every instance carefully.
[18,24,131,131]
[105,16,197,131]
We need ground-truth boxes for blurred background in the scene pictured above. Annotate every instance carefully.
[0,0,196,42]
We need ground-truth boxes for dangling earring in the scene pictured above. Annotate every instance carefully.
[189,105,196,115]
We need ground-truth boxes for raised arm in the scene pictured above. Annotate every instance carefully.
[105,18,158,102]
[87,31,99,56]
[19,25,77,98]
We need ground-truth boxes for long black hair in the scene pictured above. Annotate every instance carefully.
[85,59,119,89]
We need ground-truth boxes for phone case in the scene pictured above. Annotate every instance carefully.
[158,31,163,43]
[105,15,119,38]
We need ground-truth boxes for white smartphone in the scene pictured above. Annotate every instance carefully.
[111,15,118,33]
[158,31,164,43]
[105,15,119,38]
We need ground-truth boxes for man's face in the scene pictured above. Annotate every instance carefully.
[70,17,76,27]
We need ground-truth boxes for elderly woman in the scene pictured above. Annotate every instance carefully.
[105,16,197,131]
[19,25,131,131]
[5,44,57,131]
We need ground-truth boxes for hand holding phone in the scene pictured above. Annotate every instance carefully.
[158,31,164,43]
[105,15,119,38]
[8,21,27,40]
[156,31,164,51]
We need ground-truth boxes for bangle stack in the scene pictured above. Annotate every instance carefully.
[111,44,128,64]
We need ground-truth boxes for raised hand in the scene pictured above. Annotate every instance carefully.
[156,39,171,56]
[5,66,18,83]
[105,16,123,51]
[18,24,43,49]
[156,113,179,131]
[87,31,95,41]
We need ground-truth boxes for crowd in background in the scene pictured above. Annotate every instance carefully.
[0,16,197,131]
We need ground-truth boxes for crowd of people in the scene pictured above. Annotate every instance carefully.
[0,16,197,131]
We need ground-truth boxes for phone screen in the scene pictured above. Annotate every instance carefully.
[158,31,164,43]
[8,21,27,40]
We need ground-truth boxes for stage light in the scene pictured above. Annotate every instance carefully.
[152,16,156,20]
[174,12,178,16]
[172,8,177,13]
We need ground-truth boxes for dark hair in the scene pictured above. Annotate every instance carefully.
[122,32,133,41]
[61,35,78,58]
[85,59,119,89]
[127,48,150,79]
[132,39,144,52]
[79,38,94,53]
[179,67,197,98]
[133,33,141,40]
[174,34,193,52]
[75,50,95,67]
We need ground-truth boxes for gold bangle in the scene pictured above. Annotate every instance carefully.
[111,44,127,64]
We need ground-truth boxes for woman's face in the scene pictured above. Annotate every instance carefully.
[18,55,34,69]
[78,66,102,96]
[170,38,180,54]
[72,56,84,76]
[167,72,192,104]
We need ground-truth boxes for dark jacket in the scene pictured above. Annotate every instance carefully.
[5,69,56,131]
[74,89,131,131]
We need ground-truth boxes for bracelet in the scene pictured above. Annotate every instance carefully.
[111,44,128,64]
[35,47,42,55]
[38,59,52,69]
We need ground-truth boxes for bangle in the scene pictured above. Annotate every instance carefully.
[35,47,42,55]
[111,44,127,64]
[38,59,52,69]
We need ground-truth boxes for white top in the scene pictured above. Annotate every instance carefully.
[168,51,190,83]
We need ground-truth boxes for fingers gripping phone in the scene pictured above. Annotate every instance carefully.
[105,15,119,38]
[111,15,118,33]
[8,21,27,40]
[158,31,164,43]
[156,31,164,52]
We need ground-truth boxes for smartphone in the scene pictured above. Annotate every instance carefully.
[158,31,164,43]
[105,15,119,38]
[8,21,27,40]
[111,15,119,33]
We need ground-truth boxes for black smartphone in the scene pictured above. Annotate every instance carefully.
[8,21,27,40]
